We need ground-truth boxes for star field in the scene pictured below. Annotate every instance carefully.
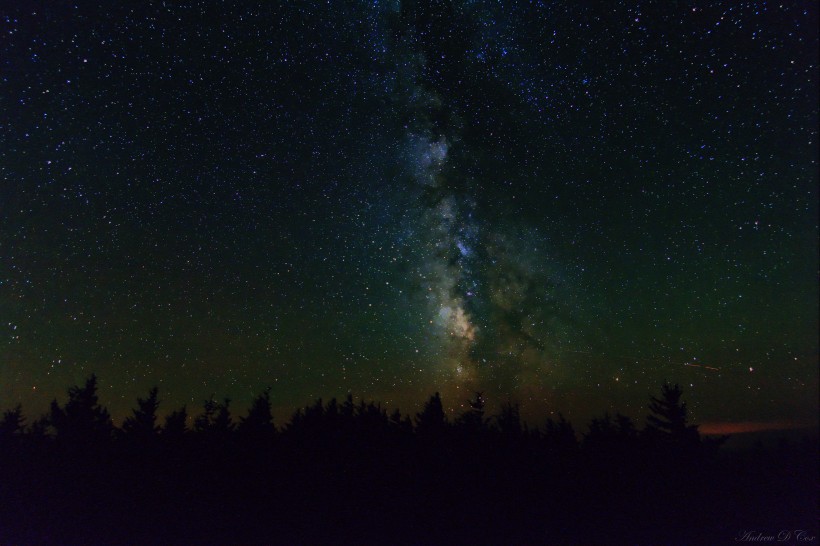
[1,1,817,427]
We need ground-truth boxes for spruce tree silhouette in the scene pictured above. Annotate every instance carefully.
[0,404,25,441]
[49,374,113,445]
[584,412,616,448]
[341,392,356,420]
[496,401,522,437]
[27,414,50,441]
[389,407,413,434]
[645,383,700,448]
[615,412,638,440]
[162,406,188,438]
[583,412,638,452]
[355,399,390,435]
[194,396,235,438]
[544,413,577,454]
[455,392,487,434]
[323,397,341,441]
[122,386,160,440]
[213,400,233,433]
[237,388,276,443]
[415,392,448,438]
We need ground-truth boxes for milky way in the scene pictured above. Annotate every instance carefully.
[391,4,578,403]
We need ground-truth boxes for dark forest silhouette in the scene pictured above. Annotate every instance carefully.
[1,377,817,545]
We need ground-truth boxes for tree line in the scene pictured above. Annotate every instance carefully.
[0,376,815,545]
[1,375,722,453]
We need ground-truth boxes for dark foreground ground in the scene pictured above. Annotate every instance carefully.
[1,433,816,545]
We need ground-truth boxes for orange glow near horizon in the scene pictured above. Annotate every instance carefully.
[699,420,814,436]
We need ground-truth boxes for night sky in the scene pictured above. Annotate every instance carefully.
[2,1,817,430]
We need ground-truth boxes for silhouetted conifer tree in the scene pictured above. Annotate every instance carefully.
[616,413,638,440]
[585,412,615,444]
[293,398,332,436]
[49,374,113,444]
[325,397,339,418]
[195,397,235,437]
[237,389,276,440]
[544,413,577,454]
[27,414,50,440]
[584,411,639,449]
[645,383,700,447]
[0,404,25,441]
[122,387,160,440]
[415,392,448,437]
[356,400,389,430]
[194,397,217,432]
[390,408,413,434]
[496,401,522,437]
[214,400,233,432]
[456,392,487,434]
[341,393,356,419]
[286,407,305,434]
[162,406,188,438]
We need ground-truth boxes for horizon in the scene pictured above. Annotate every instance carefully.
[7,373,819,441]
